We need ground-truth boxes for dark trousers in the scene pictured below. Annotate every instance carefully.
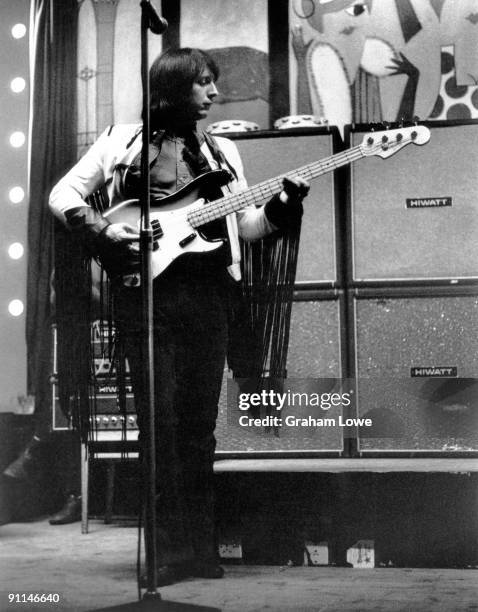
[116,251,229,565]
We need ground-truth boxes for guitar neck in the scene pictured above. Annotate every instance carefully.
[187,143,365,227]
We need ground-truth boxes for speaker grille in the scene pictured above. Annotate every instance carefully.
[354,295,478,451]
[215,298,344,454]
[235,132,338,284]
[350,123,478,281]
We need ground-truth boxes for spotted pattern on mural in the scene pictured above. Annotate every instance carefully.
[429,47,478,120]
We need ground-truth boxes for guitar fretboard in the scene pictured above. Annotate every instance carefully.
[187,144,365,228]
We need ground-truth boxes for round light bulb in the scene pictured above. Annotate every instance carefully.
[8,243,24,259]
[9,187,25,203]
[8,299,24,316]
[10,77,26,93]
[11,24,27,39]
[10,131,26,148]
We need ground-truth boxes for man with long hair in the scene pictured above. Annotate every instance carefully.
[49,48,309,586]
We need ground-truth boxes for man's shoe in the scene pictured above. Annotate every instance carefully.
[190,562,224,579]
[49,494,82,525]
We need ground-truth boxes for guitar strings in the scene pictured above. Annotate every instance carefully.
[187,135,407,227]
[147,134,410,231]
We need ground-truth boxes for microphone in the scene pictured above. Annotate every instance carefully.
[141,0,168,34]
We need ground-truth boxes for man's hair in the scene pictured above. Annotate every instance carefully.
[149,47,219,129]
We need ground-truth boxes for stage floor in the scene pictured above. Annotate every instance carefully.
[0,519,477,612]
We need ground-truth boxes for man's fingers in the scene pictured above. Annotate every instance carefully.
[118,223,140,240]
[283,176,310,197]
[119,232,140,242]
[105,223,140,243]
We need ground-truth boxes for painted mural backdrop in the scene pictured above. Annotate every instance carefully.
[289,0,478,133]
[76,0,478,154]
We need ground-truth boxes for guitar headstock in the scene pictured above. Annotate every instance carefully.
[360,125,431,158]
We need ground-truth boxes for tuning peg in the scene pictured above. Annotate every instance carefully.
[413,116,420,125]
[383,121,390,130]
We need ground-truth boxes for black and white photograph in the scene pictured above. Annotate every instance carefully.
[0,1,477,610]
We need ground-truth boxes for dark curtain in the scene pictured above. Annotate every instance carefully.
[26,0,78,416]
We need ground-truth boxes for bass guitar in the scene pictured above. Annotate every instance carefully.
[99,125,431,285]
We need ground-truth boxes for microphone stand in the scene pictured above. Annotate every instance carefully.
[138,0,166,601]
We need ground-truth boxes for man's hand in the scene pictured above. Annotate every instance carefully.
[280,176,310,204]
[99,223,140,273]
[265,176,310,230]
[103,223,140,249]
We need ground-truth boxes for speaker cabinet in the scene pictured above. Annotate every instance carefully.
[233,129,342,285]
[215,294,345,455]
[348,121,478,282]
[352,290,478,452]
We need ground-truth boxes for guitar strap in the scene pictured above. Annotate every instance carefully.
[203,132,238,182]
